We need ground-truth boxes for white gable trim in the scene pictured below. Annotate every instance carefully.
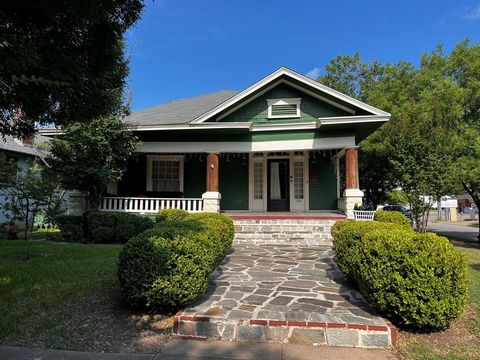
[191,67,390,124]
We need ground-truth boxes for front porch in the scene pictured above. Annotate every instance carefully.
[101,149,363,219]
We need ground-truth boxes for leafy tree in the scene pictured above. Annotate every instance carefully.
[318,41,479,233]
[0,156,64,258]
[0,0,144,138]
[386,190,409,205]
[48,116,139,207]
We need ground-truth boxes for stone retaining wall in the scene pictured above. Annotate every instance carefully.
[173,312,397,348]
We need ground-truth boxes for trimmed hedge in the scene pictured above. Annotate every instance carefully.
[374,210,410,227]
[55,215,84,242]
[86,212,153,243]
[332,220,468,331]
[156,209,189,223]
[118,212,234,311]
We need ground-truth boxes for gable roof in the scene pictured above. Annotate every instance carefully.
[124,90,239,126]
[0,134,50,157]
[191,67,390,123]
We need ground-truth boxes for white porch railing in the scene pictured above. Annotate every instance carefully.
[353,210,376,221]
[99,197,204,214]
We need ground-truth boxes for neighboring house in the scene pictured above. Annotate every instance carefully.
[42,67,391,218]
[0,134,50,223]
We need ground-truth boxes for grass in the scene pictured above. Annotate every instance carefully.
[397,240,480,359]
[0,240,121,337]
[17,228,62,241]
[0,240,172,352]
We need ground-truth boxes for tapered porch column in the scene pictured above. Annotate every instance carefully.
[202,153,221,212]
[342,148,364,219]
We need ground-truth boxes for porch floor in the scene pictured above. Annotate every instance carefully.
[174,244,396,348]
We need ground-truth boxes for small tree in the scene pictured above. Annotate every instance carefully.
[0,157,64,258]
[49,116,139,208]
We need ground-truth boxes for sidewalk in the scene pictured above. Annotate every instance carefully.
[1,339,398,359]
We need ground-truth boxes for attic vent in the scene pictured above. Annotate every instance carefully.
[267,98,301,119]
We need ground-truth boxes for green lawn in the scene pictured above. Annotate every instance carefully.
[0,240,172,352]
[0,240,121,337]
[398,240,480,359]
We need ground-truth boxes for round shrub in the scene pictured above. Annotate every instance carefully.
[118,232,214,311]
[156,209,189,223]
[374,210,410,227]
[358,230,467,331]
[331,220,408,280]
[118,211,235,312]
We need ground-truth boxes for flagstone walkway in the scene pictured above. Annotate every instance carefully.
[174,245,397,348]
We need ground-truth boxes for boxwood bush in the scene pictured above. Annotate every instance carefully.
[374,210,411,227]
[331,220,467,331]
[118,212,234,311]
[55,215,84,242]
[156,208,189,223]
[85,212,153,243]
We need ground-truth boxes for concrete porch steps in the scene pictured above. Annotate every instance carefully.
[232,218,343,246]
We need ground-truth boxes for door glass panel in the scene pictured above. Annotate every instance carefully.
[294,161,304,200]
[253,162,263,200]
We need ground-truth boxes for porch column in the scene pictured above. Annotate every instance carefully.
[202,153,221,212]
[343,148,363,219]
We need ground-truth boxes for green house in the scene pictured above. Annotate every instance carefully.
[96,68,390,218]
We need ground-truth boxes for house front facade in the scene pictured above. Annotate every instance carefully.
[57,68,390,218]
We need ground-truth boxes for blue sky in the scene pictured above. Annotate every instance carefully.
[126,0,480,110]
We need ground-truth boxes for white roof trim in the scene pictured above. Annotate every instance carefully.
[319,115,390,126]
[251,121,320,132]
[127,122,252,131]
[191,67,390,124]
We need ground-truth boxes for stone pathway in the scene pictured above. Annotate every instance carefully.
[174,245,396,348]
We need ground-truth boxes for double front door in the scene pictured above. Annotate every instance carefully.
[250,155,308,212]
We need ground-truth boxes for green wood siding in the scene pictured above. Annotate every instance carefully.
[117,155,147,196]
[309,156,338,210]
[219,84,350,124]
[219,156,249,210]
[184,155,206,198]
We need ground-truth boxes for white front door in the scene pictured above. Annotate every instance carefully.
[249,152,309,212]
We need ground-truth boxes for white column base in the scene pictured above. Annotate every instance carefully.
[202,192,222,213]
[67,190,87,216]
[342,189,364,219]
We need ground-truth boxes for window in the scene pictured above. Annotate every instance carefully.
[253,162,263,200]
[147,156,184,193]
[267,98,301,119]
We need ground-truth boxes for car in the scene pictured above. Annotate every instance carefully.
[382,204,412,220]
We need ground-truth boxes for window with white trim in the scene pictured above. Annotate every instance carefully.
[147,156,184,192]
[267,98,301,119]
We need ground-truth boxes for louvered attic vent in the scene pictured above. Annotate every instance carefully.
[267,98,301,119]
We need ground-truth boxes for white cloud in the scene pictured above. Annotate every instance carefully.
[306,67,321,80]
[461,4,480,20]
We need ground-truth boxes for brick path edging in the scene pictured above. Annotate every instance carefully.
[173,311,398,349]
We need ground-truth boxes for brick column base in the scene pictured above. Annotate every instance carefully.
[202,192,221,213]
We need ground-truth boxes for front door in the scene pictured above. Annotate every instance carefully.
[267,159,289,211]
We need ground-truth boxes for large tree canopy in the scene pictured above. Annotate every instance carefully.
[0,0,144,138]
[319,40,480,234]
